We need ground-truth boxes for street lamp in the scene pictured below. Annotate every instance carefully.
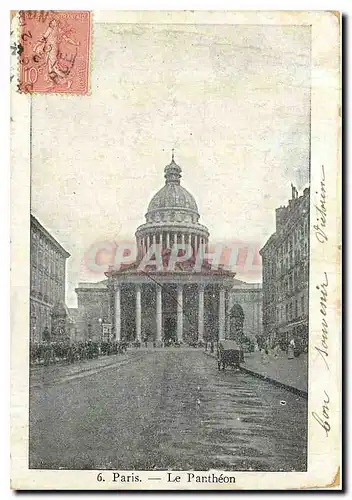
[98,317,103,342]
[30,313,37,343]
[87,323,92,341]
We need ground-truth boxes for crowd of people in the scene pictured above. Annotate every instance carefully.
[30,340,128,366]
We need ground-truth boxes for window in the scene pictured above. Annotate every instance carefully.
[288,274,292,293]
[44,277,48,299]
[32,268,37,291]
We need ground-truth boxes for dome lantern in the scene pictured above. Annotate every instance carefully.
[164,150,182,185]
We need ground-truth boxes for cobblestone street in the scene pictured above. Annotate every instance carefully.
[30,348,307,471]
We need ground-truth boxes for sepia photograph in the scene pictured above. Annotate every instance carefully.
[10,9,341,490]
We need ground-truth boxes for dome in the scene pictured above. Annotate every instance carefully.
[148,183,198,213]
[147,156,199,217]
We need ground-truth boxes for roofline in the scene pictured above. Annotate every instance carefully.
[75,287,107,293]
[259,232,277,255]
[30,214,70,258]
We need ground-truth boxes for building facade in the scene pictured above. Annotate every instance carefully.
[260,185,310,350]
[75,155,262,344]
[229,281,263,342]
[30,215,71,342]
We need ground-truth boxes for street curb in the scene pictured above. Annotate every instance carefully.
[203,351,308,399]
[239,366,308,399]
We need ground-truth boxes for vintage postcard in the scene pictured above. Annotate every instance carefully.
[10,10,341,490]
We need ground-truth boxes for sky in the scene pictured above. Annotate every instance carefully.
[31,23,311,307]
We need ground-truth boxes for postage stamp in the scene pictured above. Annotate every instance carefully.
[10,10,341,491]
[18,10,91,94]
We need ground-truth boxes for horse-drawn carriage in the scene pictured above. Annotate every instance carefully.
[217,340,243,371]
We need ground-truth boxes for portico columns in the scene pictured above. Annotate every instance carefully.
[198,284,205,343]
[177,285,183,343]
[114,284,121,342]
[136,285,141,342]
[156,286,162,343]
[219,287,226,341]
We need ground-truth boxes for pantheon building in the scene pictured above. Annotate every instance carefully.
[75,156,263,345]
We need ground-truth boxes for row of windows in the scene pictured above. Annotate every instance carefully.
[276,242,309,274]
[31,226,64,250]
[263,242,309,284]
[31,268,64,304]
[31,244,65,276]
[277,263,309,297]
[277,218,309,255]
[277,294,308,323]
[30,302,51,341]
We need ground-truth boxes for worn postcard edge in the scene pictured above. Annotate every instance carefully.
[10,9,341,490]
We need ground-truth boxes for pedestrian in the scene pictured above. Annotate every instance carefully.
[273,343,280,359]
[288,338,295,359]
[260,347,268,364]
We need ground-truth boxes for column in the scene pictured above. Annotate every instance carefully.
[114,284,121,342]
[156,286,162,344]
[166,232,170,248]
[107,284,113,324]
[219,287,226,341]
[152,234,156,245]
[177,285,183,343]
[201,238,206,257]
[136,285,141,342]
[198,284,205,343]
[173,232,177,245]
[226,303,231,339]
[181,233,185,245]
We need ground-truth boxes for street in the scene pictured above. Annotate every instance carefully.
[29,348,307,471]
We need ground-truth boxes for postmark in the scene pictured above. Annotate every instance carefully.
[18,10,91,94]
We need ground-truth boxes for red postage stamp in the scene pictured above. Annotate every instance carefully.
[18,10,91,94]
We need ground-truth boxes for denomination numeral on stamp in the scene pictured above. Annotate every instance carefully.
[23,67,38,84]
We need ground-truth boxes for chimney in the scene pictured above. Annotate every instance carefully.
[291,183,295,200]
